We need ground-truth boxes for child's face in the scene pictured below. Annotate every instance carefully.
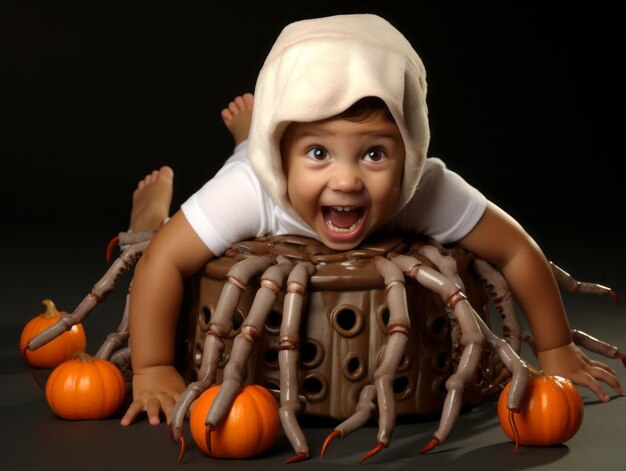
[281,114,405,250]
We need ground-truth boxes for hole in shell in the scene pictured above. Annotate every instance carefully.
[431,316,446,335]
[342,352,365,381]
[264,309,282,335]
[393,376,409,394]
[330,305,364,337]
[300,339,323,368]
[301,373,328,402]
[263,379,280,393]
[375,304,390,334]
[436,351,450,371]
[263,348,279,367]
[199,306,212,330]
[232,310,244,332]
[393,376,413,400]
[397,353,410,372]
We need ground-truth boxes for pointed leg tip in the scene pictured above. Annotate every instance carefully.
[177,435,187,465]
[320,430,341,459]
[105,235,120,264]
[285,452,309,464]
[615,351,626,368]
[205,424,215,456]
[609,290,621,305]
[359,443,384,463]
[418,437,439,454]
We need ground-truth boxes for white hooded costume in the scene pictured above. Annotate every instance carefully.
[181,14,486,255]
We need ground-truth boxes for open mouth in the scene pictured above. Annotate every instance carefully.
[322,206,366,234]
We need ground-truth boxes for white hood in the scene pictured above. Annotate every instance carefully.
[248,14,430,222]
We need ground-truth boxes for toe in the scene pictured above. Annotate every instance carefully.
[242,92,254,107]
[234,96,245,109]
[221,108,233,123]
[228,101,238,114]
[159,165,174,179]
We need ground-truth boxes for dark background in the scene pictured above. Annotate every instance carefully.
[2,1,625,470]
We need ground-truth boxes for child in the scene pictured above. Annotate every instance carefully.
[120,14,622,427]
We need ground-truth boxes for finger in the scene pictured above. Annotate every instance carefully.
[571,371,610,402]
[146,398,162,425]
[587,359,616,376]
[121,400,145,426]
[590,366,623,395]
[161,396,177,424]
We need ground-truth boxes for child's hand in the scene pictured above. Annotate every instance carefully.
[537,342,623,401]
[120,365,186,426]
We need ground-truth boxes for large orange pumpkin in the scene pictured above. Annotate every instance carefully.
[498,371,583,446]
[45,352,126,420]
[190,385,280,458]
[20,299,86,368]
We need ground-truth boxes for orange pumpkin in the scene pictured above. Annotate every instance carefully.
[45,352,126,420]
[498,371,583,446]
[190,385,280,458]
[20,299,86,368]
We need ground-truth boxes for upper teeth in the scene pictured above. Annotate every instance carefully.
[333,206,356,212]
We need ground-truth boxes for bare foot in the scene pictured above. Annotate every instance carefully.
[221,93,254,146]
[130,166,174,232]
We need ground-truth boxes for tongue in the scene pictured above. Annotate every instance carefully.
[327,207,361,228]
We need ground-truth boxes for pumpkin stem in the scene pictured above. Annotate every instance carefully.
[71,351,93,363]
[176,435,186,465]
[508,409,520,453]
[41,299,60,319]
[527,364,545,378]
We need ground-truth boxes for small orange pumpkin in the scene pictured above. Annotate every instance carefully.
[190,385,280,458]
[45,352,125,420]
[20,299,86,368]
[498,369,583,446]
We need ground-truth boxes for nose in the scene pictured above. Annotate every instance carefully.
[327,161,364,193]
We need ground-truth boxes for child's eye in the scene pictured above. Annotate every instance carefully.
[363,148,386,162]
[306,146,329,161]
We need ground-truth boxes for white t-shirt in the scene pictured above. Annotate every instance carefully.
[181,141,487,256]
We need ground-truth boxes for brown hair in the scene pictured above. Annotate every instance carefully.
[334,96,396,123]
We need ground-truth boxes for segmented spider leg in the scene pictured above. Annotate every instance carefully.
[418,245,465,290]
[25,238,151,353]
[473,258,523,355]
[279,262,316,464]
[392,255,484,452]
[550,262,619,303]
[354,258,410,463]
[109,347,132,382]
[418,246,464,366]
[169,255,272,462]
[95,288,131,361]
[423,253,528,404]
[204,262,292,429]
[320,384,376,459]
[572,329,626,367]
